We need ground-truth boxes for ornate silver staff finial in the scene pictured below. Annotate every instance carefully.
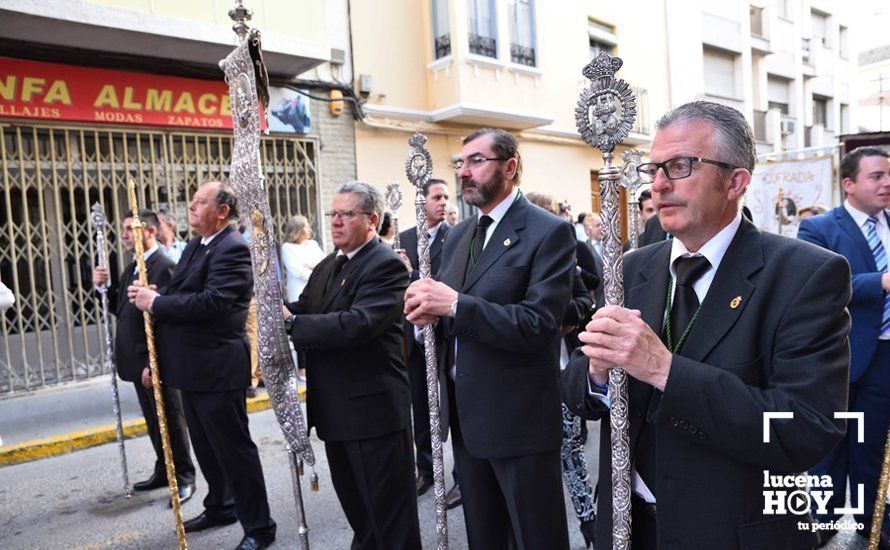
[619,149,645,251]
[90,202,131,499]
[385,182,403,250]
[222,6,314,547]
[405,131,448,550]
[229,0,252,41]
[576,50,637,550]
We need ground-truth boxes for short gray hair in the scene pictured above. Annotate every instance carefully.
[335,181,384,231]
[656,101,756,173]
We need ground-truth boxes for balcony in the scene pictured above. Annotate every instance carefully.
[631,85,650,135]
[510,43,536,67]
[468,34,497,58]
[434,34,451,60]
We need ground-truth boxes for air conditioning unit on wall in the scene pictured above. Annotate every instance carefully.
[780,118,796,136]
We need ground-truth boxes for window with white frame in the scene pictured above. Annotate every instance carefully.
[431,0,451,59]
[839,25,849,58]
[767,76,791,115]
[508,0,536,66]
[467,0,497,58]
[588,19,616,59]
[813,95,829,127]
[702,47,738,99]
[811,10,830,48]
[840,103,850,133]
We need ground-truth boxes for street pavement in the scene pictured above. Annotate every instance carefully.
[0,392,865,549]
[1,405,598,549]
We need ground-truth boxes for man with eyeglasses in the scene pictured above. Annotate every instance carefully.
[282,181,420,549]
[562,101,850,549]
[405,128,575,548]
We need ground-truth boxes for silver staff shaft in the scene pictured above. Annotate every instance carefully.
[407,132,448,549]
[386,182,404,251]
[90,203,131,498]
[575,51,637,549]
[288,447,311,550]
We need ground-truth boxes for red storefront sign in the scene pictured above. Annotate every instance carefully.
[0,56,246,129]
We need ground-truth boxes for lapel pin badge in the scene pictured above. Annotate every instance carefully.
[340,278,346,287]
[730,296,742,309]
[503,238,511,247]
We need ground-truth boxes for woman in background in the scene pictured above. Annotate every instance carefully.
[281,215,324,303]
[281,215,324,382]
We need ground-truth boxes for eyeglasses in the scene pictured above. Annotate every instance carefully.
[636,156,740,184]
[324,210,373,220]
[452,155,510,172]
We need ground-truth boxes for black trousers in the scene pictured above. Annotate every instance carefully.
[133,379,195,484]
[181,389,276,539]
[325,428,421,550]
[448,379,569,550]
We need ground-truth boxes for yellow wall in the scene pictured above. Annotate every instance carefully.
[84,0,327,43]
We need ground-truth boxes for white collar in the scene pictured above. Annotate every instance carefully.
[669,213,742,276]
[844,200,889,228]
[143,243,160,260]
[427,220,444,240]
[200,226,227,246]
[338,234,376,260]
[479,187,519,224]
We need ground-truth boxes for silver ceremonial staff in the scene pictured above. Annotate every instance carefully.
[406,132,448,549]
[221,2,314,548]
[89,202,132,499]
[386,182,403,250]
[620,150,645,251]
[575,51,637,550]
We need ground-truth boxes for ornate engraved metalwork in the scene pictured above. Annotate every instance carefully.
[619,150,645,251]
[385,182,403,250]
[575,52,637,154]
[89,202,131,499]
[221,4,313,547]
[127,180,187,549]
[406,132,448,549]
[577,51,636,550]
[871,429,890,549]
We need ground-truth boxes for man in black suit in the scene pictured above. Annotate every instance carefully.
[396,178,460,501]
[405,128,574,549]
[639,213,669,247]
[129,181,276,550]
[283,181,420,550]
[562,101,850,549]
[92,209,195,504]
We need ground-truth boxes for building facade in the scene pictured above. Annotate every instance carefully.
[0,0,356,392]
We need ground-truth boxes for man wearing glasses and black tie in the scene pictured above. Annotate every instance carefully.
[283,181,420,549]
[561,101,851,549]
[405,128,576,548]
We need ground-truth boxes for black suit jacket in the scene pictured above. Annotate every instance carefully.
[153,226,254,392]
[562,219,851,549]
[639,214,668,247]
[436,194,575,459]
[400,222,449,357]
[287,238,411,443]
[107,249,175,382]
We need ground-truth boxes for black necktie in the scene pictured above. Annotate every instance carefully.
[325,255,348,293]
[188,243,207,265]
[668,256,711,351]
[635,255,710,498]
[470,216,494,269]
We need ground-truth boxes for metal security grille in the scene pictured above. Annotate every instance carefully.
[0,122,320,394]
